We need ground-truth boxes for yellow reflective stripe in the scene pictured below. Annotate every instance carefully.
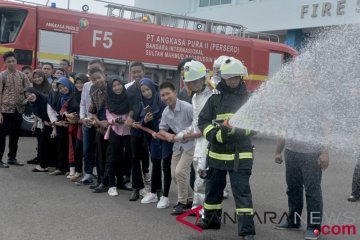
[245,129,251,136]
[216,130,223,143]
[0,47,15,55]
[236,208,254,215]
[204,203,223,210]
[208,151,253,161]
[39,52,70,62]
[244,74,268,81]
[216,113,234,121]
[239,152,253,159]
[209,151,235,160]
[203,125,215,138]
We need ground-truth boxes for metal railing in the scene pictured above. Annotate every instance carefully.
[95,0,279,42]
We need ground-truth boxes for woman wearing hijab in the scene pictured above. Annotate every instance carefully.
[104,75,131,197]
[46,77,74,176]
[24,87,56,172]
[138,78,173,209]
[60,74,88,181]
[26,70,52,165]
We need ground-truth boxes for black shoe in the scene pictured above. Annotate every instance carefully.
[171,203,187,215]
[7,157,24,166]
[241,235,255,240]
[89,183,100,189]
[92,183,108,193]
[0,161,9,168]
[76,178,94,186]
[186,200,193,209]
[195,218,221,230]
[129,189,140,201]
[273,221,301,230]
[348,195,360,202]
[27,157,38,165]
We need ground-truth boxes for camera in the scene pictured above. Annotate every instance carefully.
[115,118,124,124]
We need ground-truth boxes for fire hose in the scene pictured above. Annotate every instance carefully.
[132,123,201,141]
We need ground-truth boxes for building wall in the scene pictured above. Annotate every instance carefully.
[133,0,191,15]
[134,0,360,32]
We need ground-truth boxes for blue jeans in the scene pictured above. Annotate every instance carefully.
[82,126,96,175]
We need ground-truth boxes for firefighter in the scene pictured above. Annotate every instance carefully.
[211,55,228,86]
[182,60,213,215]
[211,55,232,199]
[196,57,255,240]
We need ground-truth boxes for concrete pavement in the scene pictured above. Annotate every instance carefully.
[0,137,359,240]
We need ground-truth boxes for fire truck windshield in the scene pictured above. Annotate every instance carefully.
[0,8,27,44]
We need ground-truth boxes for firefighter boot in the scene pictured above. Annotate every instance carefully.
[196,218,221,230]
[196,210,222,230]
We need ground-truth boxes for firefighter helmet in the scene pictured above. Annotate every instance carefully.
[213,55,229,68]
[220,57,248,79]
[183,60,207,82]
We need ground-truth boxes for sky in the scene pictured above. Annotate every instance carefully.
[9,0,134,15]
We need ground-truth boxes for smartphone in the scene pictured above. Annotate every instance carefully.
[144,105,152,114]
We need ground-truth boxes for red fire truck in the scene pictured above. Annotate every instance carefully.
[0,0,296,91]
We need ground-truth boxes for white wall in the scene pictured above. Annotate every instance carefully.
[134,0,360,32]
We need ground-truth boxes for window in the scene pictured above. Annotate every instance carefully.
[199,0,232,7]
[199,0,209,7]
[210,0,220,6]
[0,8,27,44]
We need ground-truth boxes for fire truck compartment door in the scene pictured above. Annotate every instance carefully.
[38,30,71,66]
[268,52,283,77]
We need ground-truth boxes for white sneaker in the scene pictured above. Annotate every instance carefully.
[144,173,151,184]
[140,188,148,197]
[67,173,75,179]
[108,187,119,197]
[157,196,170,209]
[141,193,158,204]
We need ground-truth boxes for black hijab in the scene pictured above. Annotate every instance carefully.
[48,89,62,112]
[139,78,164,119]
[32,69,52,96]
[106,75,129,115]
[67,73,89,113]
[24,87,50,122]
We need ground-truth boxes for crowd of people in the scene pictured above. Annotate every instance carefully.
[0,50,359,240]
